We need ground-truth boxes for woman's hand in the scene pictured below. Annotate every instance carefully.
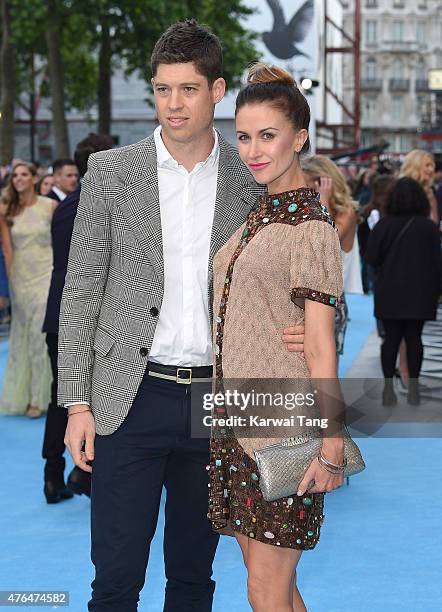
[315,176,333,208]
[297,438,344,496]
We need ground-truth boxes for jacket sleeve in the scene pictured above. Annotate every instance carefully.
[430,223,442,295]
[57,153,111,406]
[364,220,385,268]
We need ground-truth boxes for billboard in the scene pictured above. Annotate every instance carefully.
[216,0,318,119]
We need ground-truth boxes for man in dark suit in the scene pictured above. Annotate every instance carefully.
[42,134,114,503]
[46,158,79,202]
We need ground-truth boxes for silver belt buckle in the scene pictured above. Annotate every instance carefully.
[176,368,192,384]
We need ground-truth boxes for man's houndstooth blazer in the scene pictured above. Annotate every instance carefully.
[58,132,263,435]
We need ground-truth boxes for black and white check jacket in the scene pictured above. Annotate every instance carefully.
[57,132,262,435]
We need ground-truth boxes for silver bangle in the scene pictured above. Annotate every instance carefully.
[317,455,345,474]
[319,449,347,470]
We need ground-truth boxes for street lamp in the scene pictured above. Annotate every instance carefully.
[300,77,319,94]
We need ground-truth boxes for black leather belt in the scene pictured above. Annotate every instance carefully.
[147,361,213,385]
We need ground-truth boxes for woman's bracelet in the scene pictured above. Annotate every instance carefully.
[317,454,345,474]
[319,449,347,470]
[67,407,92,417]
[317,456,344,474]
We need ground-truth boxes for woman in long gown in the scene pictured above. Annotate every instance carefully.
[0,162,56,417]
[208,64,345,611]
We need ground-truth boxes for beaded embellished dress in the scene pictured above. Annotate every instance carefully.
[208,188,343,550]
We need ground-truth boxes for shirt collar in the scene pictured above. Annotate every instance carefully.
[52,185,67,201]
[154,125,219,171]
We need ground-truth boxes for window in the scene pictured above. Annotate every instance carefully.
[365,20,378,43]
[391,95,403,121]
[391,20,404,41]
[399,134,411,153]
[415,58,426,81]
[364,95,378,121]
[364,57,377,79]
[416,22,426,44]
[392,58,404,80]
[365,0,377,6]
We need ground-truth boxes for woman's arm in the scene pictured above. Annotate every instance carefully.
[0,217,12,276]
[295,299,345,496]
[335,210,357,253]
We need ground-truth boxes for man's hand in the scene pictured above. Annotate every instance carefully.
[64,407,96,473]
[282,325,305,353]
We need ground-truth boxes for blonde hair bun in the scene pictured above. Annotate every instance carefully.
[247,62,296,87]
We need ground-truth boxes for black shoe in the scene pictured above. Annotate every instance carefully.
[44,481,74,504]
[407,379,421,406]
[382,379,397,406]
[67,466,91,498]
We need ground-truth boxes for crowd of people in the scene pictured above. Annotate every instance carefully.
[0,18,441,612]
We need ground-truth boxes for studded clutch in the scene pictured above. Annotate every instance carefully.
[254,426,365,502]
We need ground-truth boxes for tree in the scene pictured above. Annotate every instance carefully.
[2,0,97,160]
[0,0,16,164]
[71,0,260,134]
[45,0,70,157]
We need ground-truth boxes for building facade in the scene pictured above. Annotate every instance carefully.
[342,0,442,155]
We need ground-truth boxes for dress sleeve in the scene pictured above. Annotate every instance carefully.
[290,220,343,308]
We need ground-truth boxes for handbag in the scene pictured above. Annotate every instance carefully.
[254,425,365,502]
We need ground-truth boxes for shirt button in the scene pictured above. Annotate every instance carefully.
[149,307,159,317]
[139,347,149,357]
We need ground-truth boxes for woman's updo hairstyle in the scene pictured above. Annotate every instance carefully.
[235,62,311,154]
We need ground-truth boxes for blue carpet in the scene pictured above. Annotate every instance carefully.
[1,295,442,611]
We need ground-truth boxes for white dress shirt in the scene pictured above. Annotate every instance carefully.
[149,126,219,366]
[52,185,67,201]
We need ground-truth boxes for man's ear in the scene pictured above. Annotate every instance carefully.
[211,77,226,105]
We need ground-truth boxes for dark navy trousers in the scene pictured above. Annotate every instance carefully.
[88,371,219,612]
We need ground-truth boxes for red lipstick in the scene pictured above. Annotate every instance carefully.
[249,162,270,171]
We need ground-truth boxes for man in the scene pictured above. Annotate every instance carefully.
[42,134,114,504]
[59,20,304,612]
[46,158,79,202]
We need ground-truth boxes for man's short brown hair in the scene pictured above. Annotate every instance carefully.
[151,19,223,87]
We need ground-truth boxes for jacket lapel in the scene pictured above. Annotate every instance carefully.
[115,137,164,280]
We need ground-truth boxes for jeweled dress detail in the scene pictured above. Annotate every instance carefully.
[207,188,343,549]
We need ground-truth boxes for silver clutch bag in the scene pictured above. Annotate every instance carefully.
[254,426,365,502]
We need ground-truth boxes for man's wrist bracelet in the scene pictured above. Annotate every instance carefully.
[68,408,92,417]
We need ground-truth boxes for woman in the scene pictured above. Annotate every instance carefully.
[37,173,55,197]
[365,177,442,406]
[0,162,55,417]
[358,175,396,294]
[208,64,345,611]
[397,150,438,385]
[400,149,438,224]
[302,155,361,356]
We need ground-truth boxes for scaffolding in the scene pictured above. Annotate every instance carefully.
[316,0,361,156]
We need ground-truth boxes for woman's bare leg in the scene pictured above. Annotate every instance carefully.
[399,339,409,386]
[240,537,304,612]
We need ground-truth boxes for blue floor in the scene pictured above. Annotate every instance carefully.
[1,295,442,611]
